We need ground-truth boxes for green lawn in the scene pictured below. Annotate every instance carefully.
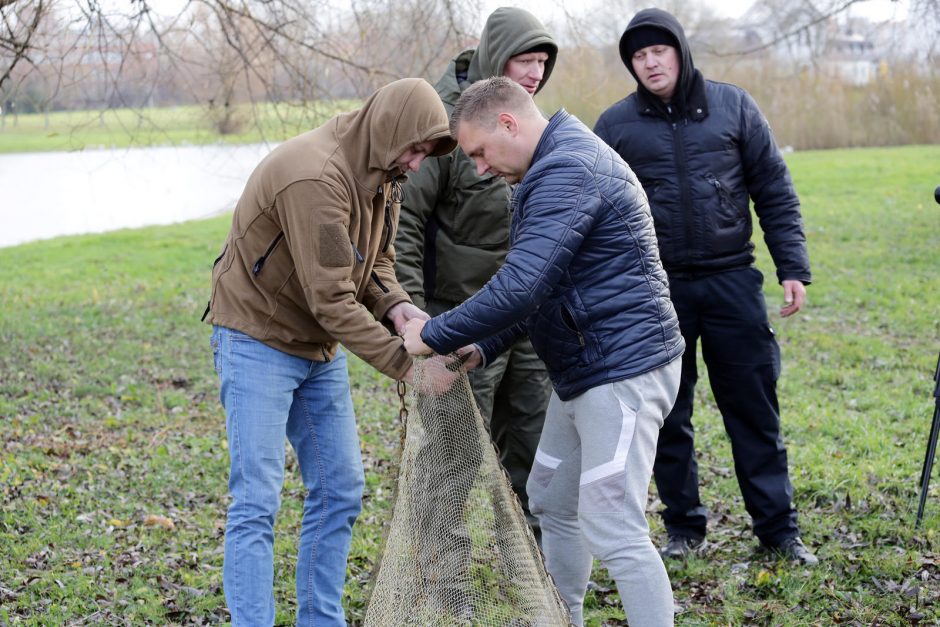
[0,101,358,154]
[1,144,939,625]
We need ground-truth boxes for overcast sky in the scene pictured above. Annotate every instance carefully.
[477,0,909,24]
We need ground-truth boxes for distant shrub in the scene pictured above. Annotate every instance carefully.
[205,100,249,136]
[536,48,939,150]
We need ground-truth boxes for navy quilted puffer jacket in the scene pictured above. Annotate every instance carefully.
[593,8,810,284]
[421,110,684,400]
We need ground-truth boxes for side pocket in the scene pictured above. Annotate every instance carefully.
[252,232,284,276]
[705,172,743,227]
[560,305,585,347]
[767,323,781,381]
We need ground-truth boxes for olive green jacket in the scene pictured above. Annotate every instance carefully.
[395,7,557,308]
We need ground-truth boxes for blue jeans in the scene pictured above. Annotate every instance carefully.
[211,326,364,626]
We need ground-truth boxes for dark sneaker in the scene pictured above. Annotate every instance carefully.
[659,535,706,559]
[764,536,819,566]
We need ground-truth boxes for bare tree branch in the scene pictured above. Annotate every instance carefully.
[0,0,46,91]
[710,0,869,56]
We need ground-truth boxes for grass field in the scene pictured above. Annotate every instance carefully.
[1,144,939,625]
[0,101,358,154]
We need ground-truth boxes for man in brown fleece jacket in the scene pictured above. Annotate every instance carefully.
[203,78,455,626]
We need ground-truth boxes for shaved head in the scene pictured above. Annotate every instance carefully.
[450,76,542,138]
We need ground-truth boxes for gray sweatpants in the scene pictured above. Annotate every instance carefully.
[527,360,681,626]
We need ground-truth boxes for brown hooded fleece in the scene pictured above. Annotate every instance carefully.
[204,78,456,380]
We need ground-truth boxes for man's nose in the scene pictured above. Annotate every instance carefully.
[530,63,544,81]
[410,154,426,172]
[475,160,488,176]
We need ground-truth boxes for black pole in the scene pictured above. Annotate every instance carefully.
[915,352,940,528]
[914,186,940,528]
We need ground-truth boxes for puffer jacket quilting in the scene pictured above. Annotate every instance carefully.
[421,111,684,400]
[593,6,809,284]
[594,81,810,283]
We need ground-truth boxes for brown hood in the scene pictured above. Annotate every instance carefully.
[204,78,456,381]
[336,78,456,190]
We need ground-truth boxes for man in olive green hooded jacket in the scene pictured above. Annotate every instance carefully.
[395,5,558,538]
[204,78,455,626]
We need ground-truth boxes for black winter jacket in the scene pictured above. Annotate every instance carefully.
[594,8,810,284]
[421,111,684,400]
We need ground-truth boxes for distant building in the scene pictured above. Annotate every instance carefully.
[726,8,887,86]
[826,29,878,85]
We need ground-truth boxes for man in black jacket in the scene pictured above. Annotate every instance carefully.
[595,7,818,565]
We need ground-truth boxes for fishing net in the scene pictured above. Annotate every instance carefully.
[364,355,570,626]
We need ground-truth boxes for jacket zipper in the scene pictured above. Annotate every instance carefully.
[371,271,390,294]
[201,243,229,321]
[252,232,284,276]
[671,119,695,256]
[380,180,402,253]
[707,173,736,214]
[380,200,393,252]
[211,243,228,268]
[561,305,585,347]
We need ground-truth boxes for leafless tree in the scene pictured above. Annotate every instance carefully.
[1,0,50,94]
[1,0,481,123]
[1,0,936,147]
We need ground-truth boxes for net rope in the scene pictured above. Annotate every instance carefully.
[364,356,570,626]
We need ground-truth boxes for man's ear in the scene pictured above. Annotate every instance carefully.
[497,112,519,136]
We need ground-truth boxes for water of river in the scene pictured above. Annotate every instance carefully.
[0,143,276,249]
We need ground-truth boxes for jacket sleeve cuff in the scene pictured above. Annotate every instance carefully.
[472,343,489,369]
[372,289,410,324]
[382,345,414,381]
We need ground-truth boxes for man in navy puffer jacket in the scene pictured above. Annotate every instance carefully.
[594,7,817,565]
[403,77,684,626]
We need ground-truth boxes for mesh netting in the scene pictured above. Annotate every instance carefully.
[364,356,570,626]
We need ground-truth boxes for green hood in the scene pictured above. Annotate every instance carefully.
[467,6,557,93]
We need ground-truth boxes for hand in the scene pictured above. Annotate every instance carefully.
[456,344,482,371]
[402,318,434,355]
[413,354,461,395]
[385,301,430,335]
[780,280,806,317]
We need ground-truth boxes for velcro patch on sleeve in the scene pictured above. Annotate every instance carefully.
[319,223,353,268]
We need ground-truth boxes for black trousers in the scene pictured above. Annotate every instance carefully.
[653,266,799,546]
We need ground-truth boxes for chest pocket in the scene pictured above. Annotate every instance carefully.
[705,173,746,228]
[450,155,511,247]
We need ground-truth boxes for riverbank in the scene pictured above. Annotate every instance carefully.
[0,143,274,248]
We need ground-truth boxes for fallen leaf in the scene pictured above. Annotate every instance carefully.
[142,514,175,530]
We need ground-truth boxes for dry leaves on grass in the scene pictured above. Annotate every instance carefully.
[143,514,175,530]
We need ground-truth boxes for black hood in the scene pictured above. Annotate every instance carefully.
[618,8,706,118]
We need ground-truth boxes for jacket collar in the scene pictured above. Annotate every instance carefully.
[530,108,570,168]
[635,69,708,122]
